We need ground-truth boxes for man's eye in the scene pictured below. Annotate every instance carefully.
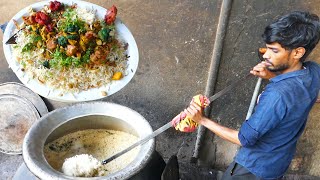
[272,50,278,53]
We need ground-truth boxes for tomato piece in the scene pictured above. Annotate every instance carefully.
[49,1,62,12]
[105,5,117,25]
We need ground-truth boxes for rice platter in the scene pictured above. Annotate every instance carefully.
[4,0,139,102]
[12,1,127,94]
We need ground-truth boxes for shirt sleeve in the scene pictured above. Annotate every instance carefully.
[238,88,287,147]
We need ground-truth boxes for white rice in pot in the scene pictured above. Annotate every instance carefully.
[62,154,101,177]
[43,129,140,177]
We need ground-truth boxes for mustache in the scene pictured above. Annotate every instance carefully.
[264,59,273,66]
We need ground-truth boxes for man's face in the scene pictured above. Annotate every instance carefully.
[262,42,294,73]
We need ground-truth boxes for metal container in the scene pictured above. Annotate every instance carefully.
[23,102,155,180]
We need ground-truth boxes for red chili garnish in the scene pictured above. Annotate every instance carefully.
[35,12,51,26]
[45,24,54,32]
[105,5,117,25]
[49,1,62,12]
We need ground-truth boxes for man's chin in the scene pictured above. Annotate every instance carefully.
[266,66,276,72]
[267,66,288,73]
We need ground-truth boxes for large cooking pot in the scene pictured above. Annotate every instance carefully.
[23,102,155,180]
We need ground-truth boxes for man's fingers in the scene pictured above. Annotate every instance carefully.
[251,69,263,76]
[250,70,257,75]
[190,102,202,110]
[261,61,271,66]
[184,109,192,116]
[184,105,198,116]
[188,105,198,113]
[251,62,270,77]
[186,106,195,114]
[252,66,266,72]
[252,62,268,71]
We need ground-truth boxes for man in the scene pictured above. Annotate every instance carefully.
[183,11,320,179]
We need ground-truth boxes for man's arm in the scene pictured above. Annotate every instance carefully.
[200,116,241,145]
[184,101,241,146]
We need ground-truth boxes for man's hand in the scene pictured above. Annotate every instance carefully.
[184,100,242,145]
[184,100,204,124]
[250,61,276,80]
[172,95,209,132]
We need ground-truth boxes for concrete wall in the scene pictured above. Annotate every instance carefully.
[198,0,320,177]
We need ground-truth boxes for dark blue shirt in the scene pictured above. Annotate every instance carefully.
[235,61,320,179]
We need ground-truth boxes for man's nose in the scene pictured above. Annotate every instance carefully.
[262,51,269,60]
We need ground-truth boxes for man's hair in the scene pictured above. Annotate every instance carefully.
[262,11,320,62]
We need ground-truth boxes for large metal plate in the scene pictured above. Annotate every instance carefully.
[0,94,40,154]
[0,82,48,116]
[3,0,139,102]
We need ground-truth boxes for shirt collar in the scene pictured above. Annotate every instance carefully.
[270,66,309,83]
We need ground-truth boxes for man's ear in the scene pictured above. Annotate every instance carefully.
[294,47,306,59]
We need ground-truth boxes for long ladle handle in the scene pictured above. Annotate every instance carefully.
[102,73,253,165]
[102,121,173,165]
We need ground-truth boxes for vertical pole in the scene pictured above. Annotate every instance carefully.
[191,0,233,163]
[245,77,262,119]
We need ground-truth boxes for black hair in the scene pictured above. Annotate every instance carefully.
[262,11,320,62]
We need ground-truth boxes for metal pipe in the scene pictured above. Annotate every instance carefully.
[245,77,262,119]
[191,0,233,163]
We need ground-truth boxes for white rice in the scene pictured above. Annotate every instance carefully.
[62,154,101,177]
[43,129,139,177]
[76,7,96,25]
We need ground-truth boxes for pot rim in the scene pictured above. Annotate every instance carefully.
[23,101,155,180]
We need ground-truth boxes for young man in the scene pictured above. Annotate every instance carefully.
[183,11,320,179]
